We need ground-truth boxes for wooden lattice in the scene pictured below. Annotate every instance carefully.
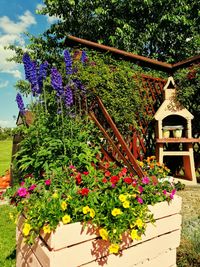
[90,74,199,179]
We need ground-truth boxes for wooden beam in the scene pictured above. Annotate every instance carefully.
[66,35,172,72]
[65,35,200,73]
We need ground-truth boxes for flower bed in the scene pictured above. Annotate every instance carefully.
[16,195,182,267]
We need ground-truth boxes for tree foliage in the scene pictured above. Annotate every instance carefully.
[37,0,200,62]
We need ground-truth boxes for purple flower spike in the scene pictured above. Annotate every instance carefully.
[38,61,49,93]
[64,50,73,75]
[22,53,32,81]
[51,67,63,96]
[64,86,73,107]
[16,93,25,115]
[30,61,39,95]
[81,51,87,64]
[72,78,86,94]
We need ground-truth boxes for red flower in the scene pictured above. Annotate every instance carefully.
[119,167,128,177]
[110,176,119,184]
[123,177,133,184]
[78,188,89,196]
[83,171,89,175]
[75,173,82,185]
[105,171,111,177]
[102,177,108,183]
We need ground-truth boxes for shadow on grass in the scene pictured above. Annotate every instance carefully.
[6,248,16,260]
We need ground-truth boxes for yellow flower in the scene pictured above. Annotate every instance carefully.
[83,206,90,214]
[89,208,95,218]
[132,194,137,198]
[99,228,109,240]
[22,223,31,236]
[62,215,71,224]
[123,201,130,208]
[138,161,144,167]
[111,208,122,217]
[52,192,59,199]
[135,218,144,229]
[43,224,51,234]
[67,195,72,201]
[9,212,14,221]
[109,243,120,254]
[130,229,141,241]
[119,194,127,202]
[61,201,67,211]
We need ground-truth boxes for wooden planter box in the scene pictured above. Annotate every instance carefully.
[17,196,182,267]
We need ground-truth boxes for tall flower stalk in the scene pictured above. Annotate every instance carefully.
[64,50,73,75]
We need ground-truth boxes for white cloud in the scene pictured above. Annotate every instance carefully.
[0,80,9,88]
[0,10,36,79]
[0,11,36,34]
[0,119,16,128]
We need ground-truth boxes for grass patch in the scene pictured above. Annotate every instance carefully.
[0,205,16,267]
[0,140,12,176]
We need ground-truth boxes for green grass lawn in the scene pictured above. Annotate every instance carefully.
[0,205,16,267]
[0,140,12,176]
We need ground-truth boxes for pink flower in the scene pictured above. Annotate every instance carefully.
[20,181,25,186]
[69,165,76,169]
[17,187,28,197]
[138,185,144,194]
[170,189,176,199]
[163,189,167,195]
[137,197,143,204]
[142,176,150,184]
[45,179,51,186]
[29,184,36,191]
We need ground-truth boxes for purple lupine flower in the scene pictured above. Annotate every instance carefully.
[81,51,87,63]
[51,67,63,96]
[29,61,39,95]
[16,93,25,115]
[17,187,28,197]
[64,85,73,106]
[72,78,86,94]
[22,53,32,81]
[64,50,73,75]
[142,176,150,184]
[38,61,49,93]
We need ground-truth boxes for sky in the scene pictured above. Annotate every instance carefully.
[0,0,58,128]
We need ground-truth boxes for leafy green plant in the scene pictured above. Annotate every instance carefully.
[6,162,176,254]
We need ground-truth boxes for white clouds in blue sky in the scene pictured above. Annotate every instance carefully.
[0,10,36,79]
[0,1,58,127]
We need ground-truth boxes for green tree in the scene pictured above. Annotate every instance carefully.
[36,0,199,62]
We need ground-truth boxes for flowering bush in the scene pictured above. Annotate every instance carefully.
[138,156,170,180]
[8,49,177,255]
[7,162,176,254]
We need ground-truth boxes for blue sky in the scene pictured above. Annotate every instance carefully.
[0,0,58,127]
